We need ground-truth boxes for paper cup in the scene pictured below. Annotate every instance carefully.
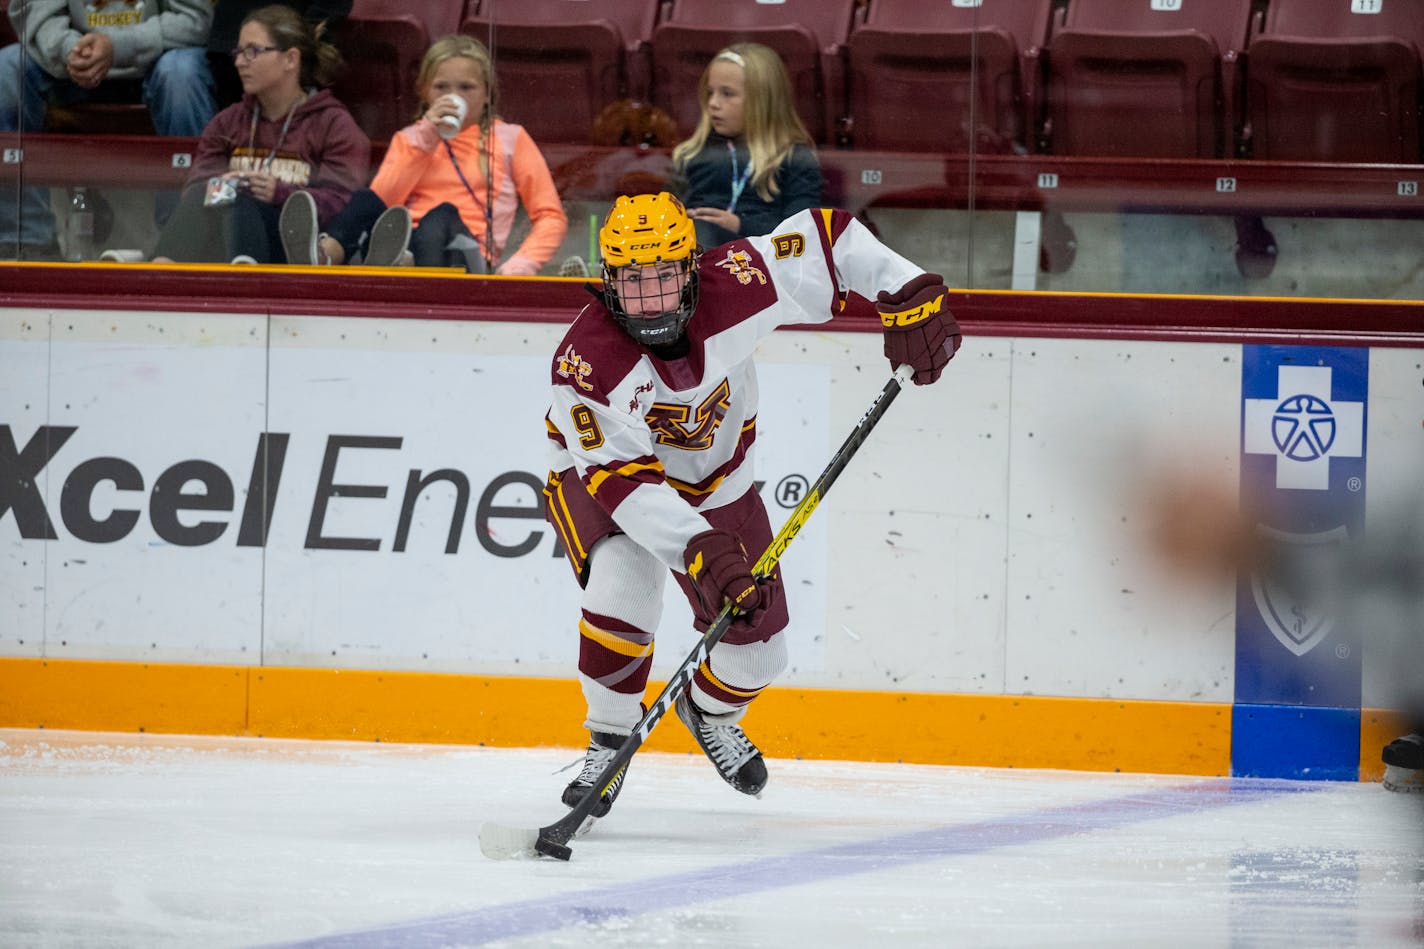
[437,95,468,139]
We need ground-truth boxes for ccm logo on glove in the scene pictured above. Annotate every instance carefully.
[877,272,962,386]
[877,289,946,328]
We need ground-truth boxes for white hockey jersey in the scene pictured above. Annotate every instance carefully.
[546,207,924,571]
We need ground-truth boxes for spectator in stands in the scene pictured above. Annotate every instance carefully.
[148,4,367,265]
[670,43,822,248]
[207,0,349,108]
[0,0,216,260]
[279,34,567,273]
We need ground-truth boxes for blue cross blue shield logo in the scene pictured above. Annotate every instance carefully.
[1244,365,1363,492]
[1274,394,1334,458]
[1234,345,1369,781]
[1236,346,1367,709]
[1247,524,1349,658]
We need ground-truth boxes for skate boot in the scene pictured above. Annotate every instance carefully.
[561,730,629,834]
[675,693,768,796]
[1382,733,1424,792]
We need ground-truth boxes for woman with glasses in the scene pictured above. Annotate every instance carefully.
[205,1,351,109]
[147,4,368,265]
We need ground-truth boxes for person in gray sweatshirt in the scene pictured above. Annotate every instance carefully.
[1,0,216,258]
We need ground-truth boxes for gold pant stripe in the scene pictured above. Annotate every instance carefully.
[553,477,591,563]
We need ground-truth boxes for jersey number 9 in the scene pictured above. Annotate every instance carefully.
[571,404,604,449]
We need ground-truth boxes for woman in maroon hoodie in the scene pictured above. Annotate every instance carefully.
[152,4,368,264]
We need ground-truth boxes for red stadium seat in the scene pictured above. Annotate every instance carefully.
[1043,0,1258,158]
[328,1,462,141]
[1245,0,1424,162]
[649,0,862,145]
[845,0,1056,153]
[460,1,661,145]
[1258,0,1424,40]
[1042,1,1266,278]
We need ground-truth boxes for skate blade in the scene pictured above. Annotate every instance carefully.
[572,813,599,838]
[478,822,541,859]
[1382,764,1424,793]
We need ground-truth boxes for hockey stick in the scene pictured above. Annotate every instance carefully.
[479,363,916,861]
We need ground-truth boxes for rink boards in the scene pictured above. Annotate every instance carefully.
[1,302,1419,780]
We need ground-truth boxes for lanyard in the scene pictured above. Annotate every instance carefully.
[726,140,752,212]
[246,92,303,172]
[442,135,485,209]
[442,132,497,269]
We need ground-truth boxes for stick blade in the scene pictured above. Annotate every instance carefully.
[478,822,541,860]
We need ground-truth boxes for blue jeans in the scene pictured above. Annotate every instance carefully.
[0,44,215,248]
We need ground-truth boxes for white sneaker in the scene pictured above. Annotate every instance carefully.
[99,249,145,262]
[230,254,258,265]
[279,190,320,265]
[365,206,412,267]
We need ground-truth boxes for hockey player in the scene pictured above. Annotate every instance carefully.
[543,192,960,822]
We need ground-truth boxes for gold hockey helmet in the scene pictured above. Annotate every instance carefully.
[599,192,697,267]
[598,192,701,346]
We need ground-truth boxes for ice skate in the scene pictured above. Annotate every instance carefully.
[675,693,768,796]
[561,731,629,834]
[1382,733,1424,793]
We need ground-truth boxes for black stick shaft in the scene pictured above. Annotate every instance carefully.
[538,365,913,852]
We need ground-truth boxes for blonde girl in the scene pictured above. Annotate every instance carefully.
[370,34,567,274]
[671,43,822,247]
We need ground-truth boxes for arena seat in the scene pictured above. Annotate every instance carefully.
[1042,0,1258,159]
[328,1,462,141]
[648,0,862,145]
[459,1,661,145]
[1040,1,1265,277]
[1245,0,1424,162]
[845,0,1055,153]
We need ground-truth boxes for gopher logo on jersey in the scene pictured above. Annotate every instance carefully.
[715,249,767,286]
[771,233,805,259]
[556,344,594,392]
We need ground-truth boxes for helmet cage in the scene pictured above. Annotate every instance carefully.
[597,192,700,346]
[601,256,701,346]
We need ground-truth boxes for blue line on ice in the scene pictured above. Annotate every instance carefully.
[262,779,1317,948]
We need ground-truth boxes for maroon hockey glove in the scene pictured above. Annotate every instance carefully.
[682,529,768,627]
[877,273,962,385]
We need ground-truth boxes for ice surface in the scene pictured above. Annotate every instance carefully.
[1,729,1419,948]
